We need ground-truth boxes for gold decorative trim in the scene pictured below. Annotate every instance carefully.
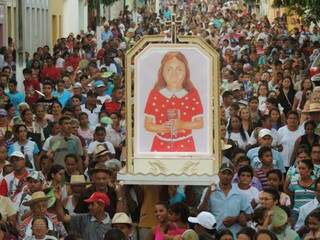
[125,35,221,182]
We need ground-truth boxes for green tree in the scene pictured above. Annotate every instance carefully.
[273,0,320,24]
[88,0,118,7]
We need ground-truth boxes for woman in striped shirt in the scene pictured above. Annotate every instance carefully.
[288,159,315,225]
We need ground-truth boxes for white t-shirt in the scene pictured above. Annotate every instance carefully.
[226,131,250,150]
[97,95,111,106]
[65,195,76,215]
[277,125,304,167]
[233,184,260,204]
[80,104,102,128]
[42,135,53,152]
[105,125,122,148]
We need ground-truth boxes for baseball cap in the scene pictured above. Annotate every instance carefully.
[243,63,252,70]
[105,159,122,171]
[101,71,113,79]
[95,80,105,88]
[0,109,7,117]
[84,192,110,207]
[271,206,288,228]
[10,151,25,159]
[188,212,216,230]
[258,128,272,139]
[219,162,234,173]
[73,82,82,89]
[66,66,74,73]
[230,81,242,91]
[100,116,113,125]
[182,230,199,240]
[27,171,45,182]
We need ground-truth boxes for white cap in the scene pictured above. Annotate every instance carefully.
[188,212,216,230]
[10,151,25,159]
[230,81,242,91]
[258,128,273,139]
[73,82,82,89]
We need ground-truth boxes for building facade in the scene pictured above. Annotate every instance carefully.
[49,0,63,48]
[259,0,284,22]
[0,0,50,53]
[0,0,88,51]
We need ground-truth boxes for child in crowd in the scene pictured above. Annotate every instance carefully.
[304,210,320,240]
[252,207,268,231]
[233,155,262,191]
[267,169,291,206]
[255,146,274,188]
[234,165,260,208]
[87,126,115,159]
[78,112,94,148]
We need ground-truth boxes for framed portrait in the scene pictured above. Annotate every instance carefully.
[120,37,221,185]
[135,44,212,157]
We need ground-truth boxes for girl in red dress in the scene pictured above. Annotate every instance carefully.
[144,51,204,152]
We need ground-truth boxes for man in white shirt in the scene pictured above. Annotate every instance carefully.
[295,177,320,231]
[277,111,304,168]
[80,90,102,128]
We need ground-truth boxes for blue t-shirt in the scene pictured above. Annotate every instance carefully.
[53,90,72,107]
[6,91,25,110]
[169,191,185,205]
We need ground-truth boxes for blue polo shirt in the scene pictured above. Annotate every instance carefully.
[247,146,285,173]
[201,184,253,236]
[53,89,72,107]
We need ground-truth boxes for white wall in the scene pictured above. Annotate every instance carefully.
[62,0,79,36]
[79,0,88,32]
[63,0,88,36]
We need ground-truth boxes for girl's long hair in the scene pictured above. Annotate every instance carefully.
[153,51,195,91]
[227,115,248,142]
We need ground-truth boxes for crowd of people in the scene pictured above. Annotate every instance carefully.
[1,0,320,239]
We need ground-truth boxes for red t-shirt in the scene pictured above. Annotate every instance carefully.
[24,79,41,105]
[41,66,61,82]
[64,56,81,71]
[103,101,121,115]
[97,49,106,61]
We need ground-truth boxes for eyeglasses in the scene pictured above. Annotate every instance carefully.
[10,158,24,163]
[259,197,273,201]
[32,224,47,229]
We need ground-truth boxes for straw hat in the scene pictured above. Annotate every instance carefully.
[221,140,232,151]
[27,171,45,182]
[88,163,111,176]
[70,175,90,185]
[306,102,320,113]
[111,212,133,225]
[93,144,110,158]
[23,191,50,206]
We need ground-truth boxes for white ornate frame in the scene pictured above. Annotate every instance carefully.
[118,35,221,185]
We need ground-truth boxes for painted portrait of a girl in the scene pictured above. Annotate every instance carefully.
[144,51,204,152]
